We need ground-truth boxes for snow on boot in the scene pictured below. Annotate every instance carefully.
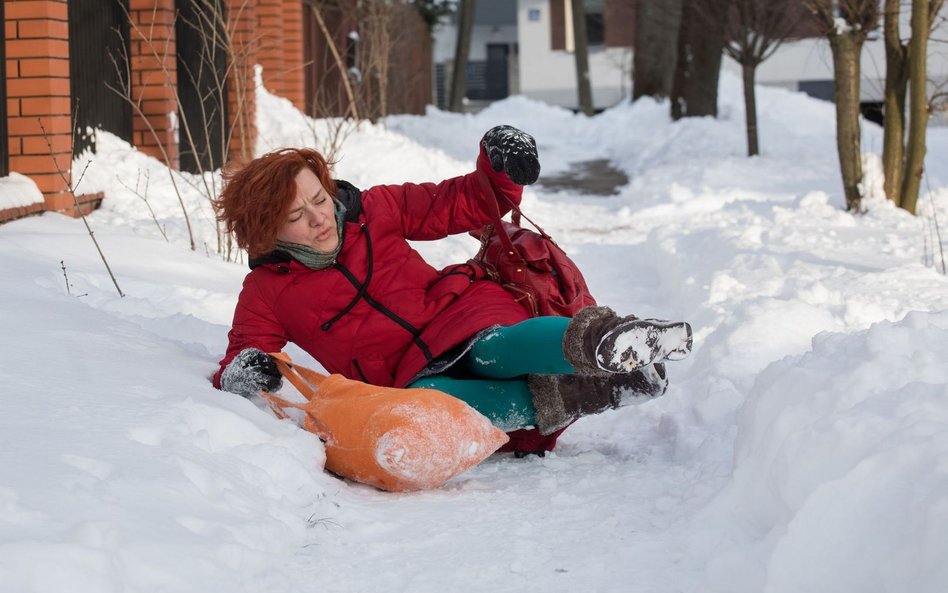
[613,362,668,404]
[528,364,669,435]
[596,318,692,373]
[563,306,692,374]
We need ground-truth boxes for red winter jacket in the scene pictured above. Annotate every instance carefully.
[213,148,531,390]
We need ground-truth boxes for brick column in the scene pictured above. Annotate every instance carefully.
[282,0,305,111]
[128,0,178,167]
[257,0,284,95]
[227,0,257,163]
[5,0,74,212]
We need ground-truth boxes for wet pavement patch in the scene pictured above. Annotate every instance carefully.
[536,159,629,196]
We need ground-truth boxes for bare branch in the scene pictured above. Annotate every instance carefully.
[305,0,361,120]
[38,119,124,298]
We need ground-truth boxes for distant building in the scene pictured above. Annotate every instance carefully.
[432,0,520,110]
[435,0,948,121]
[433,0,635,111]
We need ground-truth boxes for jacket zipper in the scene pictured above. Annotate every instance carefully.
[322,224,434,363]
[352,359,369,383]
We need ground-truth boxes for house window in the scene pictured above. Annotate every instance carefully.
[563,0,605,51]
[585,0,604,46]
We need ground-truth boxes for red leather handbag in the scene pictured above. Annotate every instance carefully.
[469,172,597,456]
[469,171,597,318]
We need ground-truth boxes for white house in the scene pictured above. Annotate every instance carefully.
[435,0,948,120]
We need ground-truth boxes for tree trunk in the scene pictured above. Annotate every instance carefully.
[900,0,930,214]
[633,0,683,100]
[882,0,908,203]
[670,0,690,119]
[673,0,730,117]
[448,0,475,112]
[829,32,865,211]
[571,0,594,115]
[742,62,759,156]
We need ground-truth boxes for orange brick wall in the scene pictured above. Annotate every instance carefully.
[128,0,178,168]
[282,0,304,111]
[5,0,73,211]
[248,0,306,112]
[257,0,284,95]
[227,0,257,163]
[0,0,336,223]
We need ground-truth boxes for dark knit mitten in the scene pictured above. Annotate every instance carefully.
[220,348,283,398]
[481,125,541,185]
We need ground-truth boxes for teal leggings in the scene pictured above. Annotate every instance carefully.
[407,317,574,431]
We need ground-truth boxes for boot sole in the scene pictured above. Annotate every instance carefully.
[596,320,693,373]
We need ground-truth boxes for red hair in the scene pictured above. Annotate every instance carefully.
[214,148,337,255]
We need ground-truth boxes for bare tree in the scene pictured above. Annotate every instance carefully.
[359,0,395,119]
[633,0,683,100]
[306,1,360,121]
[722,0,803,155]
[882,0,910,201]
[900,0,944,213]
[411,0,457,105]
[882,0,945,211]
[412,0,454,29]
[317,0,430,121]
[449,0,476,112]
[672,0,731,120]
[806,0,880,212]
[572,0,594,115]
[110,0,258,258]
[39,120,124,297]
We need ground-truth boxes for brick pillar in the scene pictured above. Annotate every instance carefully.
[5,0,74,212]
[282,0,305,111]
[227,0,257,163]
[128,0,178,168]
[257,0,284,95]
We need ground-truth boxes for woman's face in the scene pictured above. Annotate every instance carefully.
[276,167,339,252]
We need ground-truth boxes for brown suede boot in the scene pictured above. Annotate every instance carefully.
[528,364,668,435]
[563,306,693,374]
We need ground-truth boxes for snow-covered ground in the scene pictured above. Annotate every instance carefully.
[2,73,947,593]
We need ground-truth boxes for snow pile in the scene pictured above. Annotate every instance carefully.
[0,172,44,210]
[0,215,337,592]
[704,311,948,592]
[1,71,947,592]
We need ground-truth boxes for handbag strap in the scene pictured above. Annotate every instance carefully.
[475,170,553,241]
[258,353,334,440]
[266,352,327,401]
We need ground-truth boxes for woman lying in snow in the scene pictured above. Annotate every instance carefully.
[212,125,692,446]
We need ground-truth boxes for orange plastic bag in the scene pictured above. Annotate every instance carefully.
[259,353,509,492]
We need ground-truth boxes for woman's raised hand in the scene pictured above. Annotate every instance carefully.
[481,125,540,186]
